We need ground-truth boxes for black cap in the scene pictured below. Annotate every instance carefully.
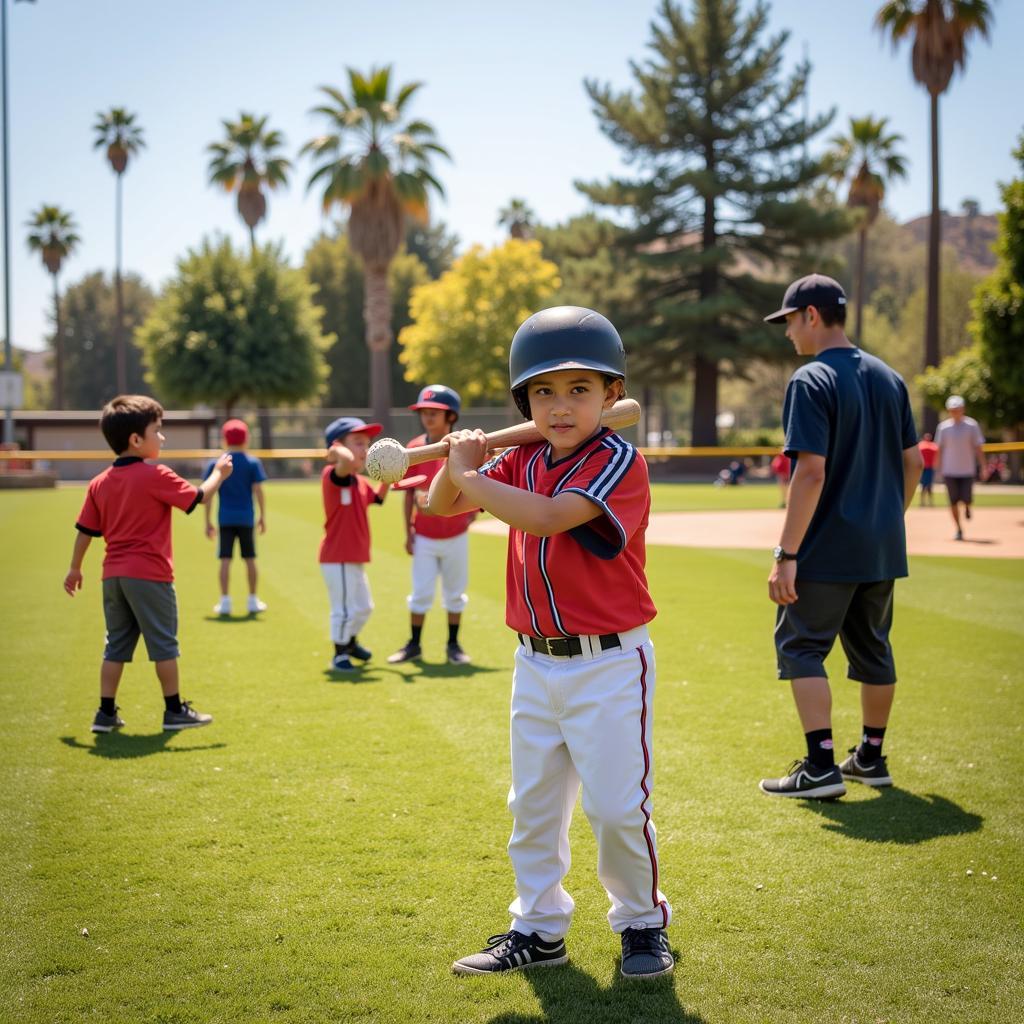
[764,274,847,324]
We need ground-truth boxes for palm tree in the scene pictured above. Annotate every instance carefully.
[498,198,536,240]
[25,205,80,409]
[208,113,291,254]
[303,66,449,429]
[876,0,993,430]
[828,116,908,342]
[93,107,145,394]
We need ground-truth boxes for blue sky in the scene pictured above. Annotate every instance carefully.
[5,0,1022,353]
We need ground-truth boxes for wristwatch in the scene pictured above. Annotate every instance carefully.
[772,545,798,562]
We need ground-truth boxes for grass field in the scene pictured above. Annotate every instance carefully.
[2,482,1022,1024]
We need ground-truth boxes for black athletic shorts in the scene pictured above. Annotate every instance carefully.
[218,525,256,559]
[775,579,896,685]
[944,475,974,506]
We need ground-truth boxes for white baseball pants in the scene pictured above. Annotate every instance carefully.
[320,563,373,645]
[506,626,671,940]
[407,532,469,614]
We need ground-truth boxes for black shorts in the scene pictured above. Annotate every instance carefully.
[775,579,896,685]
[944,475,974,506]
[218,525,256,559]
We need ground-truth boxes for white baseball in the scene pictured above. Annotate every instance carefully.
[365,437,408,483]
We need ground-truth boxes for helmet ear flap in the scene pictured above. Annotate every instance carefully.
[512,386,531,419]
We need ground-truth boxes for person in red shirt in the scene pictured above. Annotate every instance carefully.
[319,417,390,672]
[428,307,673,981]
[918,432,939,506]
[388,385,476,666]
[63,395,233,734]
[770,449,792,508]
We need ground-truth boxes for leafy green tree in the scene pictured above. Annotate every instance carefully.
[828,116,908,342]
[303,231,428,407]
[302,66,449,429]
[579,0,849,444]
[137,238,329,415]
[398,240,560,404]
[25,205,80,409]
[57,271,153,409]
[968,132,1024,431]
[497,198,536,240]
[877,0,994,430]
[916,343,1015,430]
[405,219,458,279]
[93,107,145,395]
[207,113,291,254]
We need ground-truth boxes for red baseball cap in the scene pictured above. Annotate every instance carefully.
[222,419,249,446]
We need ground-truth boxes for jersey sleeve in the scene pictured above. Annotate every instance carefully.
[561,441,648,560]
[360,476,384,507]
[783,372,831,459]
[202,458,216,482]
[154,464,201,513]
[478,446,518,485]
[251,456,268,483]
[973,421,986,447]
[75,481,103,536]
[899,382,918,449]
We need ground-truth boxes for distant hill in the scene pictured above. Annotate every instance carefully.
[902,211,999,275]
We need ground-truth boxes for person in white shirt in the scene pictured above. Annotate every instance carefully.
[935,395,986,541]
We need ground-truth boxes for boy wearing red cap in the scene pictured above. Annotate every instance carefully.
[204,419,269,616]
[388,385,476,666]
[321,417,390,672]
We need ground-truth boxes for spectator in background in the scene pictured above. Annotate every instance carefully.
[936,396,986,541]
[917,432,938,506]
[771,450,792,508]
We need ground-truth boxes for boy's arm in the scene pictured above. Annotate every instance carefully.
[204,494,216,538]
[64,531,93,596]
[768,452,826,607]
[325,442,355,475]
[199,452,233,505]
[254,482,266,534]
[902,444,924,511]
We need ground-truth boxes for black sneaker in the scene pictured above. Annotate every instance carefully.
[330,653,355,672]
[346,640,373,662]
[162,701,213,731]
[387,641,422,664]
[759,759,846,799]
[620,927,674,980]
[839,747,893,787]
[446,641,471,665]
[91,707,125,733]
[452,931,567,976]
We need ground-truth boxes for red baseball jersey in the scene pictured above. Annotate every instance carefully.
[918,438,938,469]
[407,433,475,540]
[318,467,384,564]
[479,429,657,637]
[75,457,200,582]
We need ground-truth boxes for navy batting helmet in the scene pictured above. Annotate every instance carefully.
[509,306,626,418]
[409,384,461,419]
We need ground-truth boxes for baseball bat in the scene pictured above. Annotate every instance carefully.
[406,398,641,468]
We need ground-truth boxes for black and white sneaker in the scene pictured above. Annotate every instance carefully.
[162,701,213,731]
[346,640,373,662]
[839,747,893,787]
[446,642,471,665]
[452,930,568,975]
[330,653,355,672]
[620,926,674,980]
[759,759,846,799]
[386,641,422,665]
[91,707,125,733]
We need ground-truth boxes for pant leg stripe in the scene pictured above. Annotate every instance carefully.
[636,647,667,926]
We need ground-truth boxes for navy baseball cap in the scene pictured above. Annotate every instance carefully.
[325,416,383,446]
[409,384,461,417]
[764,274,847,324]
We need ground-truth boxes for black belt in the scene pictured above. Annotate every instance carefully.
[518,633,622,658]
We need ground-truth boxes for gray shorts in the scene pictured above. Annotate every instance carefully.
[774,579,896,685]
[944,475,974,506]
[102,577,180,662]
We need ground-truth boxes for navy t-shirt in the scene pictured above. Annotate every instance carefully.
[783,347,917,582]
[203,452,267,527]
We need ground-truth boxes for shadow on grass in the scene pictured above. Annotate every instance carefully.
[487,959,704,1024]
[322,662,503,685]
[803,788,983,844]
[60,733,227,759]
[201,614,265,624]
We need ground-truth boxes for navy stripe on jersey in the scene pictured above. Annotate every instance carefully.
[563,435,637,559]
[479,447,515,477]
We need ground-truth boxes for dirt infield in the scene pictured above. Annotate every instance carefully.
[472,506,1024,558]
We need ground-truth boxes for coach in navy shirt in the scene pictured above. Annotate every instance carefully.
[757,274,922,800]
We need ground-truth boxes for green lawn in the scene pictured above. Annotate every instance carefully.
[2,483,1021,1024]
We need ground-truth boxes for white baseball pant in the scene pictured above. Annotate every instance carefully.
[320,563,373,645]
[506,625,671,940]
[407,532,469,614]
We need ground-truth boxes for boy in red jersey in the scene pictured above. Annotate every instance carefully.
[320,417,390,672]
[428,307,673,981]
[64,395,233,733]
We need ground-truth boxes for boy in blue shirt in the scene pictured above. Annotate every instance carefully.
[204,419,268,616]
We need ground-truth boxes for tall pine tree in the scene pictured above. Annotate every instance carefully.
[579,0,848,444]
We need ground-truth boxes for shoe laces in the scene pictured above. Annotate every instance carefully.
[622,927,667,956]
[179,701,196,715]
[484,931,528,955]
